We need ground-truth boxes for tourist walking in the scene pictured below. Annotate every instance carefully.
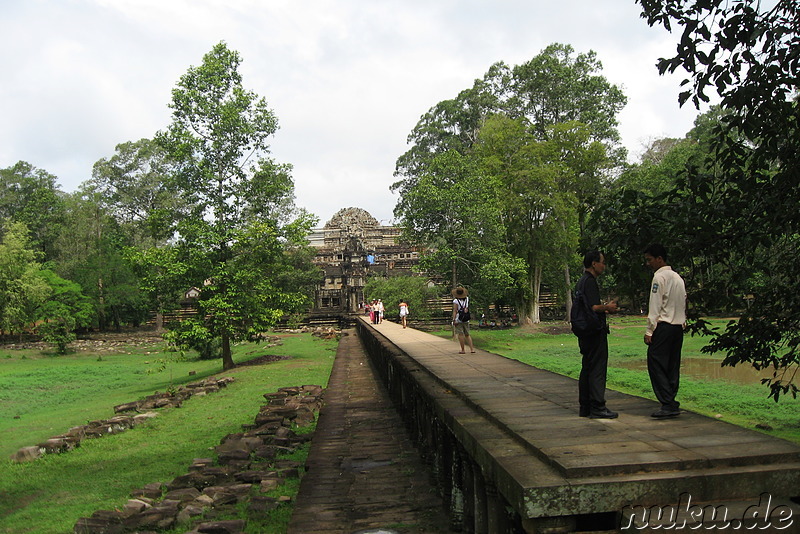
[376,299,385,324]
[643,244,687,419]
[399,299,409,328]
[451,287,475,354]
[573,250,618,419]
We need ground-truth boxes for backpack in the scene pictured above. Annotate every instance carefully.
[456,298,471,322]
[570,274,602,336]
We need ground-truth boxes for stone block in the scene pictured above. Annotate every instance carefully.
[163,487,201,503]
[10,446,42,463]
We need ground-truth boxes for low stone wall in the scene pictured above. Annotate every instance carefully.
[73,384,324,534]
[9,377,236,463]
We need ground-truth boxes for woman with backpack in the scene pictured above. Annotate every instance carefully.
[451,286,476,354]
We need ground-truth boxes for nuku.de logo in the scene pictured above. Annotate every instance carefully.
[621,493,794,530]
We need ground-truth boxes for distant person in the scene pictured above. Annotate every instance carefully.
[370,299,379,324]
[399,299,409,328]
[451,287,475,354]
[644,244,687,419]
[376,299,385,323]
[573,250,618,419]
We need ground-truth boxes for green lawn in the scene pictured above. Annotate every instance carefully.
[437,316,800,443]
[0,333,337,534]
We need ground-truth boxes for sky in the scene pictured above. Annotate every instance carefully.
[0,0,706,228]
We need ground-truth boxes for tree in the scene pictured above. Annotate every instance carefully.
[0,221,50,338]
[393,44,624,323]
[637,0,800,400]
[90,138,184,246]
[0,161,66,262]
[54,190,145,331]
[157,42,318,370]
[393,150,507,292]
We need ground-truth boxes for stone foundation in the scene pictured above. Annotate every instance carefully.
[73,384,324,534]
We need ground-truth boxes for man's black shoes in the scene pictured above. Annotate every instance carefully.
[589,408,618,419]
[651,408,680,419]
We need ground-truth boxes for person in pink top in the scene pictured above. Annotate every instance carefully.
[644,244,687,419]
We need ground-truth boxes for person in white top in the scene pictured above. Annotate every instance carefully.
[644,244,687,419]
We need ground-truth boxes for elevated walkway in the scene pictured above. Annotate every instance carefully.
[356,318,800,532]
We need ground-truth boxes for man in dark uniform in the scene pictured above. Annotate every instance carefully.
[576,250,618,418]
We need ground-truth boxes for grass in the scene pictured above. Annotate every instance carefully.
[0,333,337,534]
[435,315,800,443]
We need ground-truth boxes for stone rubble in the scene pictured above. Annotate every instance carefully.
[9,377,236,463]
[72,384,324,534]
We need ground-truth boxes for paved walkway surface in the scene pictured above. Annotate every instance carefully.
[363,320,800,480]
[288,328,457,534]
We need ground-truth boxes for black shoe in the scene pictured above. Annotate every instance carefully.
[589,408,618,419]
[651,408,680,418]
[579,408,590,417]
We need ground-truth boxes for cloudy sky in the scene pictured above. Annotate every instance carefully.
[0,0,705,227]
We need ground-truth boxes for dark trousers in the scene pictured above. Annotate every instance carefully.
[578,332,609,412]
[647,323,683,410]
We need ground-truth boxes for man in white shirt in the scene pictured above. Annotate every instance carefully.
[644,244,687,418]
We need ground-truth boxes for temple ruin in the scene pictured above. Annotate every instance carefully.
[307,207,422,317]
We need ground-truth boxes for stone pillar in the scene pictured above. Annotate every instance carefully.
[486,482,510,533]
[472,465,488,534]
[449,445,465,531]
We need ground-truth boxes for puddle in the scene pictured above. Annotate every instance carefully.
[616,357,777,386]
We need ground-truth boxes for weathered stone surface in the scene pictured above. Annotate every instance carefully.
[130,482,164,500]
[177,503,206,524]
[113,401,140,413]
[163,487,201,503]
[120,498,151,518]
[9,446,42,463]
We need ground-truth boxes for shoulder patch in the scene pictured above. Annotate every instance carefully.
[652,282,659,293]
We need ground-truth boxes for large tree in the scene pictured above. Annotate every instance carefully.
[157,42,317,370]
[636,0,800,399]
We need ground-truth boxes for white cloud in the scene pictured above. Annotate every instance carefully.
[1,0,708,226]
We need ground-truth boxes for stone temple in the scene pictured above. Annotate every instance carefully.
[308,207,422,316]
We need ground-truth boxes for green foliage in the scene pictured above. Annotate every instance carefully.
[89,137,185,246]
[37,315,77,354]
[165,319,221,360]
[0,221,51,336]
[363,275,439,321]
[636,0,800,400]
[0,161,66,262]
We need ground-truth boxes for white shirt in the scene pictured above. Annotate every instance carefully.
[646,266,687,336]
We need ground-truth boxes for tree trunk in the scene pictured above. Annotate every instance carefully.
[221,332,235,370]
[564,264,573,322]
[519,264,542,325]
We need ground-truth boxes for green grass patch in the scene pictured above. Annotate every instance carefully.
[0,333,337,534]
[435,317,800,443]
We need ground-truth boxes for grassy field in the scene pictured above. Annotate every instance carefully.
[0,332,337,534]
[435,316,800,443]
